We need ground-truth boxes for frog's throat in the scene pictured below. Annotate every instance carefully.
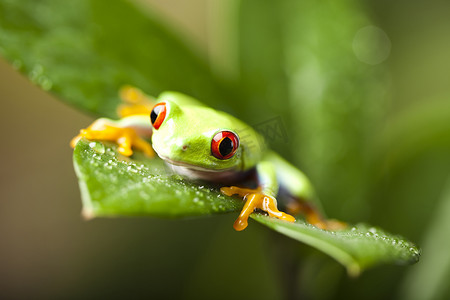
[157,154,245,183]
[155,153,229,171]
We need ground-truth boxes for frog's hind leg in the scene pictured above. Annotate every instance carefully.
[285,199,326,229]
[285,198,347,230]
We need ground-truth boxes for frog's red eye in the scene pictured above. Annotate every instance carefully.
[211,131,239,160]
[150,103,167,129]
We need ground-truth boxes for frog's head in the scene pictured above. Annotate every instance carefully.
[150,99,243,173]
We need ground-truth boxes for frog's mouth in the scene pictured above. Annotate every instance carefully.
[158,154,235,172]
[156,154,243,183]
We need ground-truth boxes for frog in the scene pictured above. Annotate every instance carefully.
[71,86,343,231]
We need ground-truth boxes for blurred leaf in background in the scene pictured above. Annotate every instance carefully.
[237,0,390,222]
[0,0,237,118]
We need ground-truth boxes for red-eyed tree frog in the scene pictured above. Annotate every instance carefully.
[71,86,343,231]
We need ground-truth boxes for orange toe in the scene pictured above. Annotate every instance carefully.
[222,186,296,231]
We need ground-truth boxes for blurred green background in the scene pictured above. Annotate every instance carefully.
[1,0,450,299]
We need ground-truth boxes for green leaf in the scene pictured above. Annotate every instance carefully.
[0,0,231,118]
[252,214,420,276]
[73,139,243,218]
[74,138,420,274]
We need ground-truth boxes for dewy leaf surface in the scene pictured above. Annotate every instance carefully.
[73,139,244,218]
[74,139,420,274]
[252,215,420,276]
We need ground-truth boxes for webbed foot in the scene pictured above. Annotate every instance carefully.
[221,186,296,231]
[70,119,154,157]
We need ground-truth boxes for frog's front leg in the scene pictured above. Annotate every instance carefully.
[221,161,295,231]
[70,116,154,157]
[117,85,155,118]
[71,86,155,157]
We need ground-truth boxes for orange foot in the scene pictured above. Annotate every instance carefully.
[117,85,155,118]
[221,186,296,231]
[70,119,154,157]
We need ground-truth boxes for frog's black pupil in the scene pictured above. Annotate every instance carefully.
[150,107,160,124]
[219,137,233,157]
